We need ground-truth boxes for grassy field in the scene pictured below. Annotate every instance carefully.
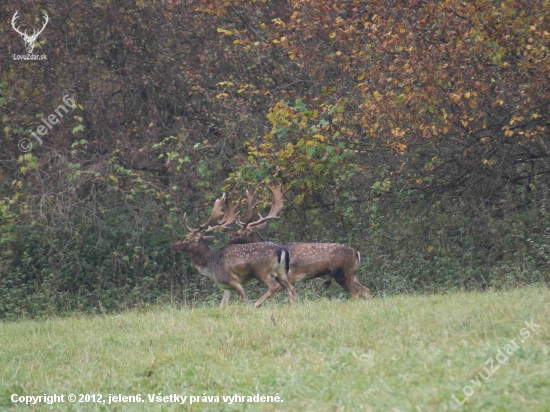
[1,288,549,411]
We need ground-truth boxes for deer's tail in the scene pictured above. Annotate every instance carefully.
[277,248,290,273]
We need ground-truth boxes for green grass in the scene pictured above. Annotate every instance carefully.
[1,288,549,411]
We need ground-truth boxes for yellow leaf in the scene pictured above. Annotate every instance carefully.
[329,32,336,38]
[450,94,461,103]
[373,91,382,101]
[427,245,434,253]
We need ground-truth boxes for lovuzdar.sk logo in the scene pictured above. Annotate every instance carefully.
[11,10,49,61]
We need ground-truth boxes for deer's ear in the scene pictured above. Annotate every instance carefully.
[256,222,268,230]
[202,236,215,242]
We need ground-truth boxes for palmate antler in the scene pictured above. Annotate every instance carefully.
[218,194,239,229]
[236,185,284,229]
[236,188,258,228]
[183,193,239,235]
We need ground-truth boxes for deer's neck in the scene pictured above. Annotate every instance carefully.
[250,232,265,242]
[187,241,214,270]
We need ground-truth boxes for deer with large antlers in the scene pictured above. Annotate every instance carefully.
[229,185,371,300]
[171,194,295,308]
[12,11,49,54]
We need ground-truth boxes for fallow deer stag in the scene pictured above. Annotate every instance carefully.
[229,186,371,300]
[171,194,295,308]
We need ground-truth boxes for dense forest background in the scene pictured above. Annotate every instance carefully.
[1,0,549,319]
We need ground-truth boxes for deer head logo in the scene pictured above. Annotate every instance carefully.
[12,11,49,54]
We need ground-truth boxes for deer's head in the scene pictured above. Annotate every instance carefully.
[228,226,266,244]
[171,194,238,251]
[229,185,283,245]
[12,11,49,54]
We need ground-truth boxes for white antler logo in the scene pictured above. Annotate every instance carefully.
[12,10,49,54]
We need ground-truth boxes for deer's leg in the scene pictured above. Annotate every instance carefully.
[269,267,296,296]
[331,267,353,296]
[346,276,361,300]
[342,260,371,300]
[343,263,362,300]
[343,253,370,299]
[274,276,295,305]
[354,281,372,299]
[261,279,276,304]
[220,289,232,308]
[270,283,284,307]
[253,277,280,308]
[228,281,248,305]
[273,268,295,305]
[334,267,370,300]
[273,283,283,292]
